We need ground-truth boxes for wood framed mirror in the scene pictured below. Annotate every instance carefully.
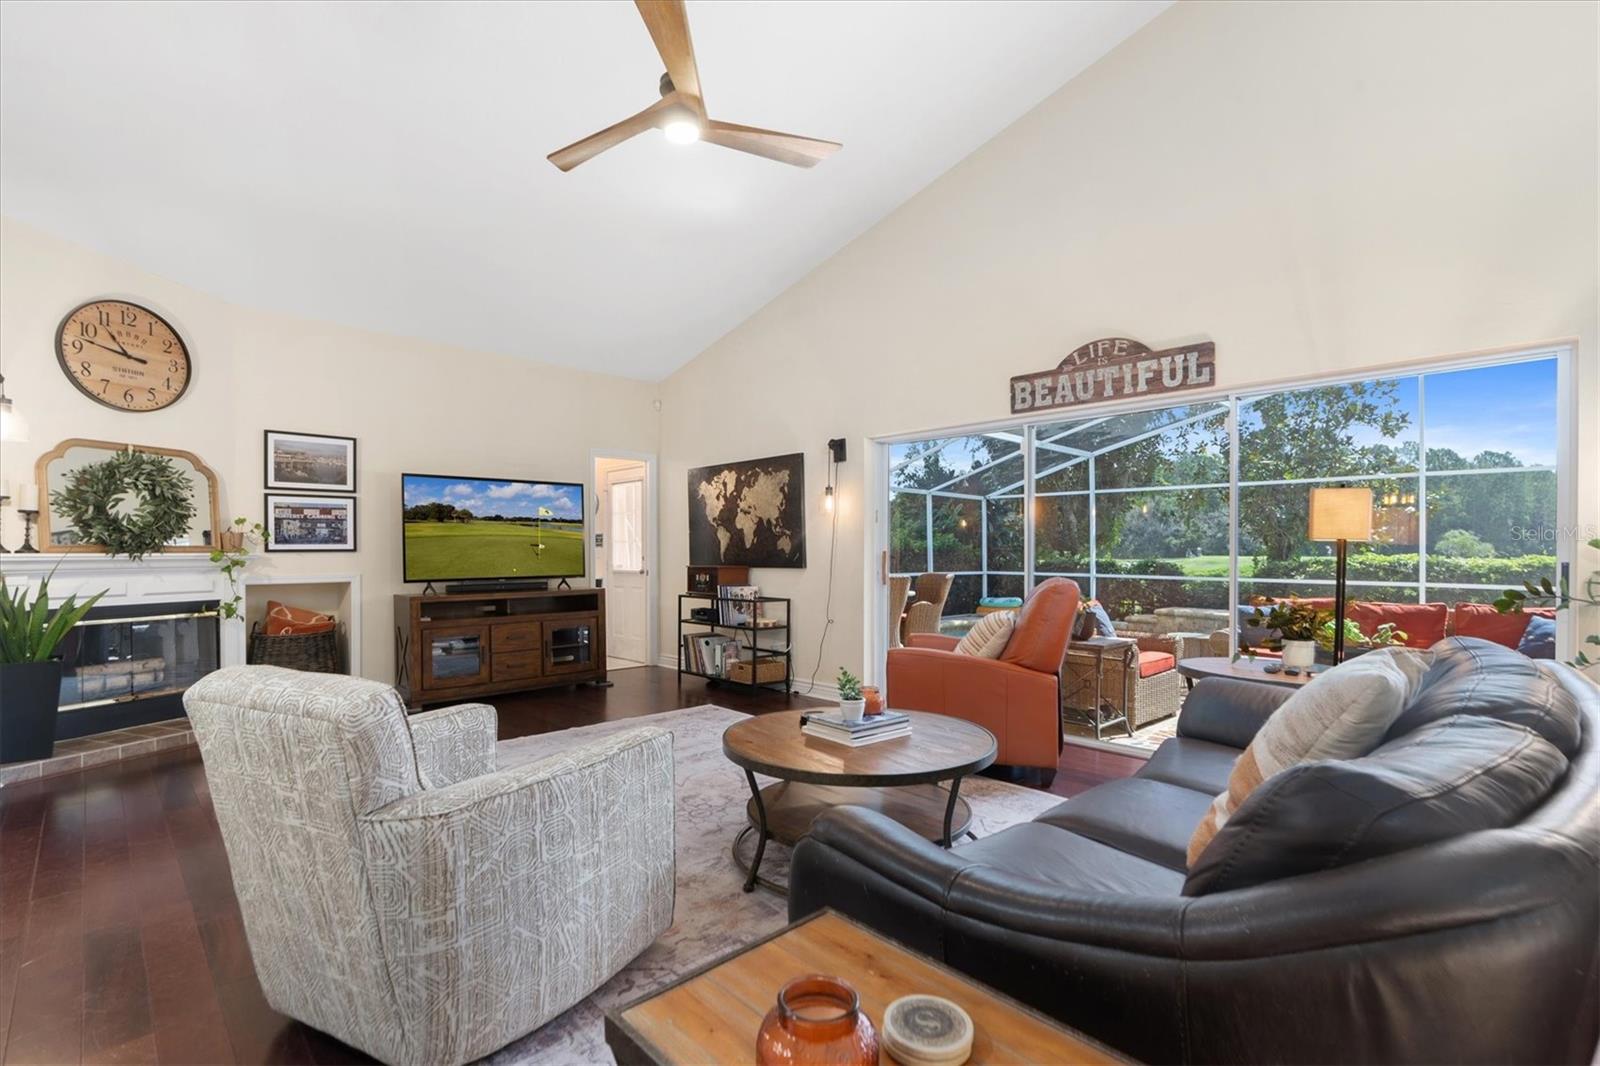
[33,439,222,553]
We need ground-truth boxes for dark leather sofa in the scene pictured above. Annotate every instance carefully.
[790,639,1600,1064]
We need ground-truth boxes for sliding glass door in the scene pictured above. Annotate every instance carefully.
[883,351,1564,654]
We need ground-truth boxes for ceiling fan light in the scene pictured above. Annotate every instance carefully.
[663,119,701,145]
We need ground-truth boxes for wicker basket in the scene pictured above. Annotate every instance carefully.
[248,623,342,674]
[726,655,787,685]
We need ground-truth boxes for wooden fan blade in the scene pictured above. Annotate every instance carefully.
[635,0,704,112]
[701,120,841,168]
[548,94,683,171]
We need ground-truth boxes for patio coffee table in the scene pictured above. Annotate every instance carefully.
[721,709,997,893]
[1176,655,1319,690]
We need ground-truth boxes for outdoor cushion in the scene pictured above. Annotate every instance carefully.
[1074,599,1117,641]
[1139,651,1176,677]
[1452,602,1553,648]
[1518,615,1557,659]
[1001,578,1081,674]
[1348,601,1448,648]
[1184,715,1568,896]
[1187,648,1432,866]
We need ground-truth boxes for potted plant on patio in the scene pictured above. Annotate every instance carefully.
[0,574,105,763]
[1248,598,1325,670]
[836,668,866,723]
[1315,618,1408,663]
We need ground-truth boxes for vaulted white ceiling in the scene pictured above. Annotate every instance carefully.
[1,1,1168,380]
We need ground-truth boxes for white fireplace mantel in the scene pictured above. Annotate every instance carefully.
[0,552,250,666]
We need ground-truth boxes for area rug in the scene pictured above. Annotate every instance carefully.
[483,704,1061,1065]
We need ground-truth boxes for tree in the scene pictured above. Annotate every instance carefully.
[1234,381,1412,561]
[1434,529,1496,558]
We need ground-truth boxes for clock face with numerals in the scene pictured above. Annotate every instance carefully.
[56,299,192,412]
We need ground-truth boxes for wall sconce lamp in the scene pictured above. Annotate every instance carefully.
[824,438,846,512]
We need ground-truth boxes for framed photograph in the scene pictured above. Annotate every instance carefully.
[264,430,357,493]
[265,493,356,552]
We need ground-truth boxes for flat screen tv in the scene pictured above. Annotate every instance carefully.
[402,473,585,583]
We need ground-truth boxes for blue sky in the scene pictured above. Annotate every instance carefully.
[404,475,582,520]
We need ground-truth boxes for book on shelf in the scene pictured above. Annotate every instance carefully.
[682,632,742,677]
[717,584,761,627]
[801,723,912,747]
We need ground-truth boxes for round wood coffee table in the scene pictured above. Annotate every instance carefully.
[722,709,997,893]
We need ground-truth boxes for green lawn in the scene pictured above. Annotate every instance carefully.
[404,521,584,581]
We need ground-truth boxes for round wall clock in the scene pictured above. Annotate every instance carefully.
[56,299,191,412]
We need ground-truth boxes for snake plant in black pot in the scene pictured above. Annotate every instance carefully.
[1,574,105,763]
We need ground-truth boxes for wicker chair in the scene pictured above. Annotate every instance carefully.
[904,573,953,638]
[1063,633,1198,737]
[888,575,911,649]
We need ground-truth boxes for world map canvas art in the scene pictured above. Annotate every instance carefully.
[687,452,806,568]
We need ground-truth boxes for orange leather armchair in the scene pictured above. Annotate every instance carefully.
[886,578,1081,771]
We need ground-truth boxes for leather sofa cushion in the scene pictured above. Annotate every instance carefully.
[956,822,1184,897]
[1035,779,1214,871]
[1348,601,1449,648]
[1138,737,1240,795]
[1388,637,1583,756]
[1184,715,1568,896]
[1138,650,1176,677]
[1188,649,1432,865]
[1000,578,1081,674]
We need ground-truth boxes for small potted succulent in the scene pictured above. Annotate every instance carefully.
[836,668,866,723]
[1,574,105,762]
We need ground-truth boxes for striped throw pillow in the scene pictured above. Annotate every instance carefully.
[954,610,1017,658]
[1187,648,1432,866]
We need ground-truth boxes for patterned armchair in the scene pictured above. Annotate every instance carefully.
[184,666,675,1066]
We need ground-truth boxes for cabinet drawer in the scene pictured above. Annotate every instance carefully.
[492,623,541,652]
[492,650,542,681]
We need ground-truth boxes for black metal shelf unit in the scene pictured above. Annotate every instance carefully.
[677,593,792,692]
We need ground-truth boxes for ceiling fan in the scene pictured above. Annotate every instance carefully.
[548,0,841,172]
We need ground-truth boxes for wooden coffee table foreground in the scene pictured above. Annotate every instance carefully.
[605,909,1132,1065]
[722,710,997,892]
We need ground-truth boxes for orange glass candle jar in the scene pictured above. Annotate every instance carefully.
[862,685,883,717]
[756,975,879,1066]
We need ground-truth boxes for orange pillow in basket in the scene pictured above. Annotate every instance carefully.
[264,600,336,636]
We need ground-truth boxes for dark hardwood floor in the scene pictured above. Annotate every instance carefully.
[0,666,1143,1065]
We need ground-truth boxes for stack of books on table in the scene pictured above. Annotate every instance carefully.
[801,709,911,747]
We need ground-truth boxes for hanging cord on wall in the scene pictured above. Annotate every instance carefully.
[805,453,840,695]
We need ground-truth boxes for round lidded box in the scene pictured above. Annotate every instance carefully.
[882,995,974,1066]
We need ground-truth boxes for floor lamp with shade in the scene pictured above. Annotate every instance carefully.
[1309,487,1374,664]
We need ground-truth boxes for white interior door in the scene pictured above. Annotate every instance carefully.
[605,465,649,664]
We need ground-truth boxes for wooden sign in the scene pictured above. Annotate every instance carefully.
[1011,337,1216,414]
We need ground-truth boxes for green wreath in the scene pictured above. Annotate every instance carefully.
[52,450,196,560]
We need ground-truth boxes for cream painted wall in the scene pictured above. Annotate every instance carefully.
[0,217,661,683]
[658,0,1600,689]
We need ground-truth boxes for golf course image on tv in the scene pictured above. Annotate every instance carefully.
[402,473,585,582]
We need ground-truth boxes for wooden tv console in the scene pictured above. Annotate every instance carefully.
[394,588,606,709]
